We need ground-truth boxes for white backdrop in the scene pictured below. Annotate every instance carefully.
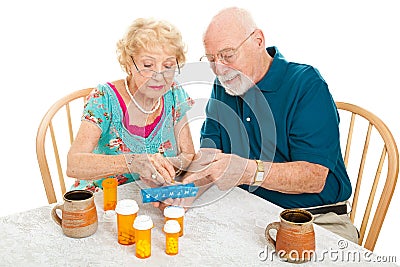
[0,0,398,260]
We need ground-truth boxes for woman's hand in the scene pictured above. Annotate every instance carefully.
[152,197,194,212]
[127,153,176,186]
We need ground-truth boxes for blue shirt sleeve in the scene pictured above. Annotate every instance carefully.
[288,79,340,171]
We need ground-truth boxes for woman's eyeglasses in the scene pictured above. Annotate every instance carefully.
[131,57,180,79]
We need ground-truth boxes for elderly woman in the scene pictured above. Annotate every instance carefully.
[67,18,195,192]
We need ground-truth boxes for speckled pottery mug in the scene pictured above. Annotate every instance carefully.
[51,190,98,238]
[265,209,315,263]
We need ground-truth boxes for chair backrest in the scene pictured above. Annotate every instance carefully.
[336,102,399,251]
[36,88,93,204]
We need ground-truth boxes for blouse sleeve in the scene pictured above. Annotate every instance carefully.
[81,84,111,132]
[171,83,194,124]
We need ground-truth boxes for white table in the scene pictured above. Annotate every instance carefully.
[0,183,397,266]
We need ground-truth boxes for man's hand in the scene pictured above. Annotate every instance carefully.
[183,149,253,191]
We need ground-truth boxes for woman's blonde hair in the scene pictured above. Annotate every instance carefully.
[116,18,186,74]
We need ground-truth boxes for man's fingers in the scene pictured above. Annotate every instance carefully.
[197,151,218,164]
[182,172,202,184]
[186,156,218,173]
[182,173,198,184]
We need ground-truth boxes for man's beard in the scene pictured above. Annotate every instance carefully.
[218,70,253,96]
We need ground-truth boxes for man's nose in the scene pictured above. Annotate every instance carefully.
[213,59,230,76]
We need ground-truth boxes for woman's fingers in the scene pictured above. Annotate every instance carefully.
[140,176,162,188]
[156,154,176,178]
[149,160,169,184]
[150,154,175,183]
[161,156,176,178]
[162,198,184,208]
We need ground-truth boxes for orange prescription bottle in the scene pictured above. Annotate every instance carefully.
[102,178,118,211]
[115,199,139,245]
[164,220,180,256]
[133,215,154,259]
[164,206,185,237]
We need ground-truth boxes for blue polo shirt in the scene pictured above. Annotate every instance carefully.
[200,46,352,209]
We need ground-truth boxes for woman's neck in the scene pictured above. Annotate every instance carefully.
[126,79,158,110]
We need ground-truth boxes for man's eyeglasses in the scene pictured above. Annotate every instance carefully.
[199,31,255,64]
[131,57,180,79]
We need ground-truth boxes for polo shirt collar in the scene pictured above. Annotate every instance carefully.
[255,46,288,92]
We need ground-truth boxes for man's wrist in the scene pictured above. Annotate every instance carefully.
[241,159,258,186]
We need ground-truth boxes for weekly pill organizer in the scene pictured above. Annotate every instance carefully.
[140,183,199,203]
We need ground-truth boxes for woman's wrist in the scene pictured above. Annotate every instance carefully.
[127,154,135,166]
[174,155,184,176]
[124,153,139,173]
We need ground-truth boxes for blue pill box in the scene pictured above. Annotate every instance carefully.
[140,183,199,203]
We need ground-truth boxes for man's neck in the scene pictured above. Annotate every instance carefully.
[254,51,273,84]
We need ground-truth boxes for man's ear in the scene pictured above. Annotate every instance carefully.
[254,29,265,48]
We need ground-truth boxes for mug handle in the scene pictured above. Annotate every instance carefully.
[265,222,280,250]
[51,204,63,227]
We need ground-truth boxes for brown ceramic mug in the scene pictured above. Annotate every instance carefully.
[265,209,315,263]
[51,190,98,238]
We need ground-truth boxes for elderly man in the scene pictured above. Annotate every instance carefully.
[184,7,358,243]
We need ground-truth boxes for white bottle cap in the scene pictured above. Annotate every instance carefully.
[163,206,185,218]
[103,210,117,222]
[163,220,181,234]
[133,215,153,230]
[115,199,139,215]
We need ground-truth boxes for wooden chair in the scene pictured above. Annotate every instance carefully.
[36,88,93,204]
[336,102,399,251]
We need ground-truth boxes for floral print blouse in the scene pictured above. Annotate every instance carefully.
[71,82,194,192]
